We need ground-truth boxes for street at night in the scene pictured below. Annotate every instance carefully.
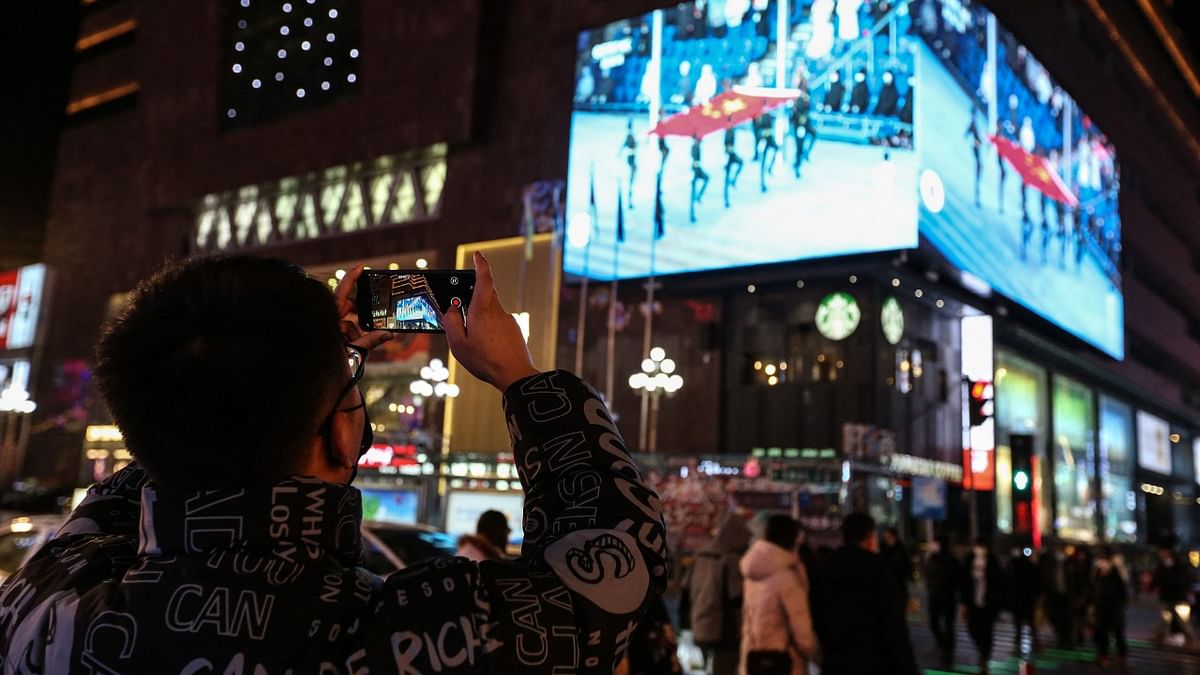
[1,0,1199,673]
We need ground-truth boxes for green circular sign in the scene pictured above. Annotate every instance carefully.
[881,296,904,345]
[816,292,861,341]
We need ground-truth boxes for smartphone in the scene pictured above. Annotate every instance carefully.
[356,269,475,333]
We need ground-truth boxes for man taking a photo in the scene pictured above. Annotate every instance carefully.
[0,253,667,673]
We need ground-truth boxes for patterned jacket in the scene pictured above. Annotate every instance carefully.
[0,371,668,674]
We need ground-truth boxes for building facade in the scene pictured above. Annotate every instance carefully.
[24,0,1200,547]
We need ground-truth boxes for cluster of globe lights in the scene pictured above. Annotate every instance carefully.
[628,347,684,393]
[409,359,460,399]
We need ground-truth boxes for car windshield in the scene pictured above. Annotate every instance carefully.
[0,530,41,575]
[371,528,456,566]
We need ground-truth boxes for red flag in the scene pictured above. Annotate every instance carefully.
[650,87,799,139]
[990,135,1078,207]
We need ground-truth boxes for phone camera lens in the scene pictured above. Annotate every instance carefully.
[450,277,459,285]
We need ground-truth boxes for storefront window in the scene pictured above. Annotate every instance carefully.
[995,351,1048,534]
[1098,396,1136,542]
[1052,376,1097,542]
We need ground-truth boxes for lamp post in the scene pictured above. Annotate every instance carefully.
[409,358,459,451]
[628,347,683,453]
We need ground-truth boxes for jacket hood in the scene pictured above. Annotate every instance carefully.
[708,513,752,554]
[740,539,798,581]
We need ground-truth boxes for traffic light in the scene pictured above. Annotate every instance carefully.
[1011,433,1035,541]
[967,379,994,427]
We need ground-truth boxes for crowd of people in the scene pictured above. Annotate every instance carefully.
[644,514,1200,675]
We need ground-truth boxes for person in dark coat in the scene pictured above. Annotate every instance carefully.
[961,538,1005,674]
[1092,548,1128,666]
[1039,542,1075,648]
[873,70,900,117]
[689,135,709,223]
[925,535,960,669]
[722,123,744,208]
[810,513,918,675]
[880,526,912,603]
[1152,541,1197,644]
[822,71,846,113]
[848,68,871,114]
[685,513,752,675]
[898,77,914,124]
[1006,547,1040,655]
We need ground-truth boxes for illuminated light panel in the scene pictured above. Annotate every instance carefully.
[194,146,448,253]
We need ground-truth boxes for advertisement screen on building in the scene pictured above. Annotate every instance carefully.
[915,1,1123,358]
[1136,410,1171,475]
[443,491,524,545]
[564,3,1123,361]
[0,264,46,351]
[564,2,919,282]
[359,488,420,525]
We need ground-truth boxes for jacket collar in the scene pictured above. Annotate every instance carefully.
[138,476,363,566]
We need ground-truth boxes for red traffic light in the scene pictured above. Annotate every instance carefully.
[969,380,993,401]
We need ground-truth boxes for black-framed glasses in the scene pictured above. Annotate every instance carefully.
[345,343,368,386]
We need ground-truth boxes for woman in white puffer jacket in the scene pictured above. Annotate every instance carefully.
[738,515,819,675]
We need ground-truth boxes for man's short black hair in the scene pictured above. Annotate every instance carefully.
[95,256,346,488]
[477,510,510,550]
[764,514,799,550]
[842,512,876,546]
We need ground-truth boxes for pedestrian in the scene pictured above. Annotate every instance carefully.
[962,538,1004,674]
[455,508,510,561]
[1067,546,1093,647]
[925,535,960,669]
[0,255,668,671]
[1152,539,1197,645]
[686,513,752,675]
[810,512,918,675]
[795,527,817,575]
[740,515,818,675]
[1092,548,1128,666]
[1006,547,1040,655]
[1040,541,1075,648]
[619,596,684,675]
[881,526,913,604]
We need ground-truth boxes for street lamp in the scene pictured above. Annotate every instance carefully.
[628,347,683,453]
[409,358,460,401]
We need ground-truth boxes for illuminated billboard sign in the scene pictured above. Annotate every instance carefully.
[566,1,1123,359]
[0,264,45,351]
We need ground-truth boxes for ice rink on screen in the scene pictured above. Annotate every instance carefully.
[563,110,919,281]
[915,45,1124,358]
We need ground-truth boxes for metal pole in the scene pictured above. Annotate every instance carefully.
[649,10,664,127]
[574,275,589,375]
[649,391,661,453]
[638,389,650,452]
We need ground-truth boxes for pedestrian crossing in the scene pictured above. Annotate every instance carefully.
[908,615,1200,674]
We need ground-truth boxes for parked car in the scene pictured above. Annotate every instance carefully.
[360,521,458,575]
[0,515,457,582]
[0,515,65,582]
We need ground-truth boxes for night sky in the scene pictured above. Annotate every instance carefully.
[0,2,80,270]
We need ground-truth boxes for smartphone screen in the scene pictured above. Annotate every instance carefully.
[356,269,475,333]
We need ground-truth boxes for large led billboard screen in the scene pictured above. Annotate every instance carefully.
[564,2,919,280]
[564,1,1122,358]
[914,0,1123,358]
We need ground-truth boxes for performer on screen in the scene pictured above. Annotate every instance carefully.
[995,119,1012,216]
[790,93,815,178]
[756,113,778,193]
[690,135,709,223]
[723,122,744,208]
[622,118,637,208]
[965,108,983,208]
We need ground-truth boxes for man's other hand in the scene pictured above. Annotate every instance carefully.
[332,265,394,351]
